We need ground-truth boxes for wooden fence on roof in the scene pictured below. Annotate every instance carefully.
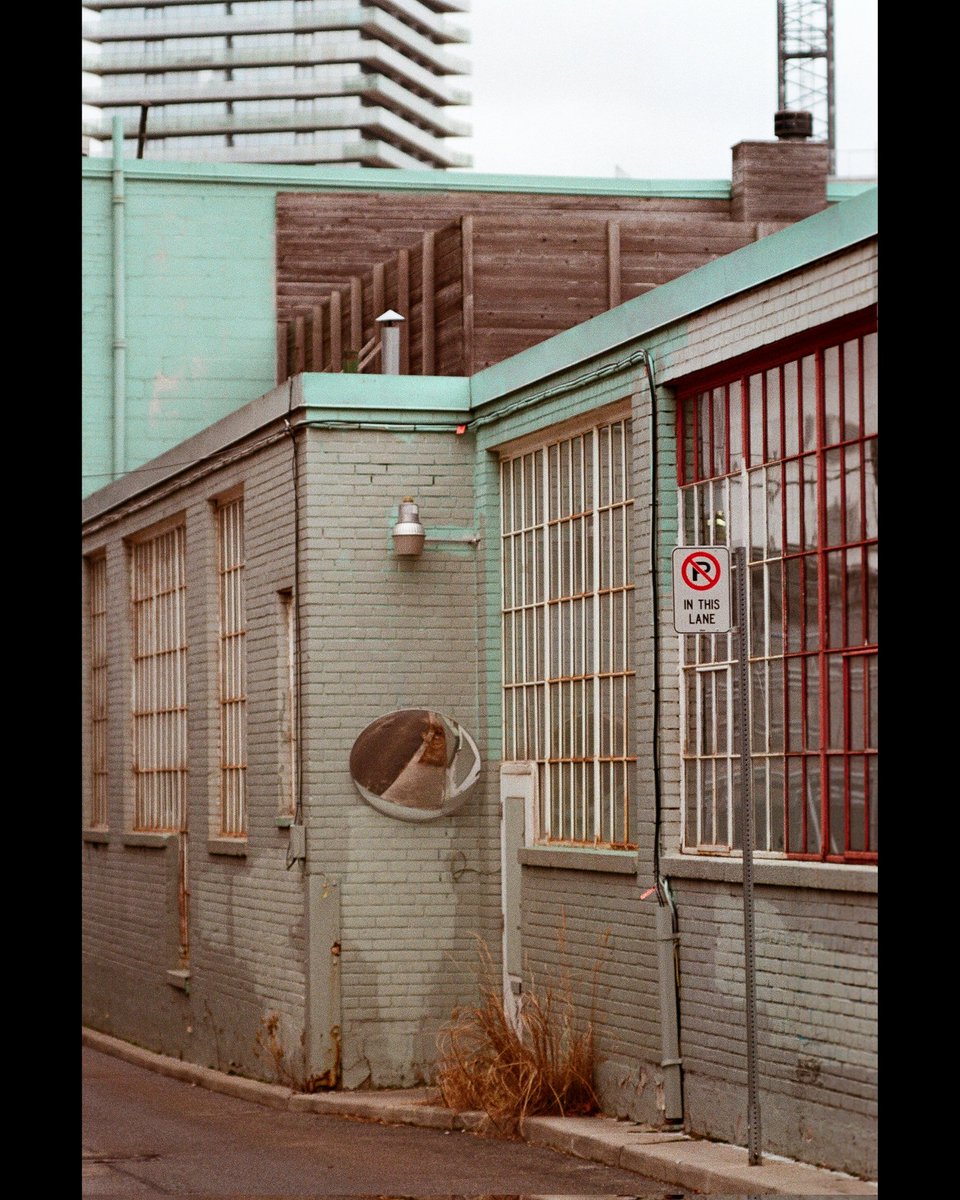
[274,191,767,383]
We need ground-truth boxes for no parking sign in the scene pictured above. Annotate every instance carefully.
[672,546,731,633]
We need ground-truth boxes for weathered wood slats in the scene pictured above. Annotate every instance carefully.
[273,163,828,381]
[275,189,733,325]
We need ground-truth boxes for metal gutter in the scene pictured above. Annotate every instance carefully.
[81,152,874,200]
[80,156,733,198]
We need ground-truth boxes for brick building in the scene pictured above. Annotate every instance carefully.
[82,145,877,1177]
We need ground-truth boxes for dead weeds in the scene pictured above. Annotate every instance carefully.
[435,937,602,1134]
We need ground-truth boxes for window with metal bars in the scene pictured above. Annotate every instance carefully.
[88,554,109,829]
[500,415,635,847]
[131,523,188,832]
[217,496,247,838]
[676,314,877,862]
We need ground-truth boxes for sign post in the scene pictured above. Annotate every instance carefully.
[733,544,761,1166]
[673,544,761,1165]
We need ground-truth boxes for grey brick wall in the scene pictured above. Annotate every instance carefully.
[672,878,877,1178]
[473,239,877,1177]
[82,232,877,1177]
[658,243,878,385]
[298,427,499,1087]
[82,419,502,1090]
[653,243,877,1177]
[83,435,310,1083]
[519,867,665,1125]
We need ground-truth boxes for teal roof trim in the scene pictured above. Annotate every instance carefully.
[469,187,878,411]
[827,180,878,200]
[81,156,732,198]
[82,375,473,523]
[301,372,470,420]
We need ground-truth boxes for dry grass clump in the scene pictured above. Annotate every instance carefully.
[435,940,600,1133]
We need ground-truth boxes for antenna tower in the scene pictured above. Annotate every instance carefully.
[777,0,835,172]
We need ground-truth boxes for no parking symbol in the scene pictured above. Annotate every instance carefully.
[672,546,731,633]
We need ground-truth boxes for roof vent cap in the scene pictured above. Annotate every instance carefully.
[774,110,814,140]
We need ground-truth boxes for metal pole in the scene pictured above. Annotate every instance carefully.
[382,325,400,375]
[136,104,150,159]
[111,117,126,482]
[734,545,762,1165]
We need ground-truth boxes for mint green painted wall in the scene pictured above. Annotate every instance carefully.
[82,178,116,496]
[80,156,730,499]
[82,174,277,497]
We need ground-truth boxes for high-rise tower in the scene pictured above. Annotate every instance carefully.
[81,1,472,169]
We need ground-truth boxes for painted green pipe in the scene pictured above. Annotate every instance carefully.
[112,116,126,480]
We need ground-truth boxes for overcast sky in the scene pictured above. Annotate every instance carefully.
[454,1,878,180]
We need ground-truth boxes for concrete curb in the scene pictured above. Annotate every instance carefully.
[83,1028,877,1195]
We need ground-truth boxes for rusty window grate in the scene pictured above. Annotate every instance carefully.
[500,417,636,847]
[217,497,247,838]
[89,554,108,828]
[131,525,188,832]
[677,319,877,863]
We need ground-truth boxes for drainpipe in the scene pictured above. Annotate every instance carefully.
[656,879,684,1121]
[643,350,684,1124]
[111,116,126,481]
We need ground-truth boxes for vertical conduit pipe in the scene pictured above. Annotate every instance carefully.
[111,116,126,481]
[644,350,684,1123]
[655,880,684,1120]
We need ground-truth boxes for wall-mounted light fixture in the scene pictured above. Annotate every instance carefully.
[393,497,426,556]
[391,497,481,558]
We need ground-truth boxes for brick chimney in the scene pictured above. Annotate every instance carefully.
[731,111,830,225]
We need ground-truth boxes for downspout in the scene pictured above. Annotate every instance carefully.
[111,116,126,481]
[644,350,684,1125]
[656,879,683,1122]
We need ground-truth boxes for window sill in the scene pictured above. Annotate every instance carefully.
[661,853,877,893]
[122,831,177,849]
[518,846,637,874]
[208,837,248,857]
[82,828,110,844]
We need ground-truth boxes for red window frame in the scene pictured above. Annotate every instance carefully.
[675,308,877,864]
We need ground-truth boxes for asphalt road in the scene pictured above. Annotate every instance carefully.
[82,1046,690,1197]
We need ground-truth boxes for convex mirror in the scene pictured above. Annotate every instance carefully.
[349,708,481,822]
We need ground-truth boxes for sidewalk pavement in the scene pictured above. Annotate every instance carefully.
[83,1027,877,1196]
